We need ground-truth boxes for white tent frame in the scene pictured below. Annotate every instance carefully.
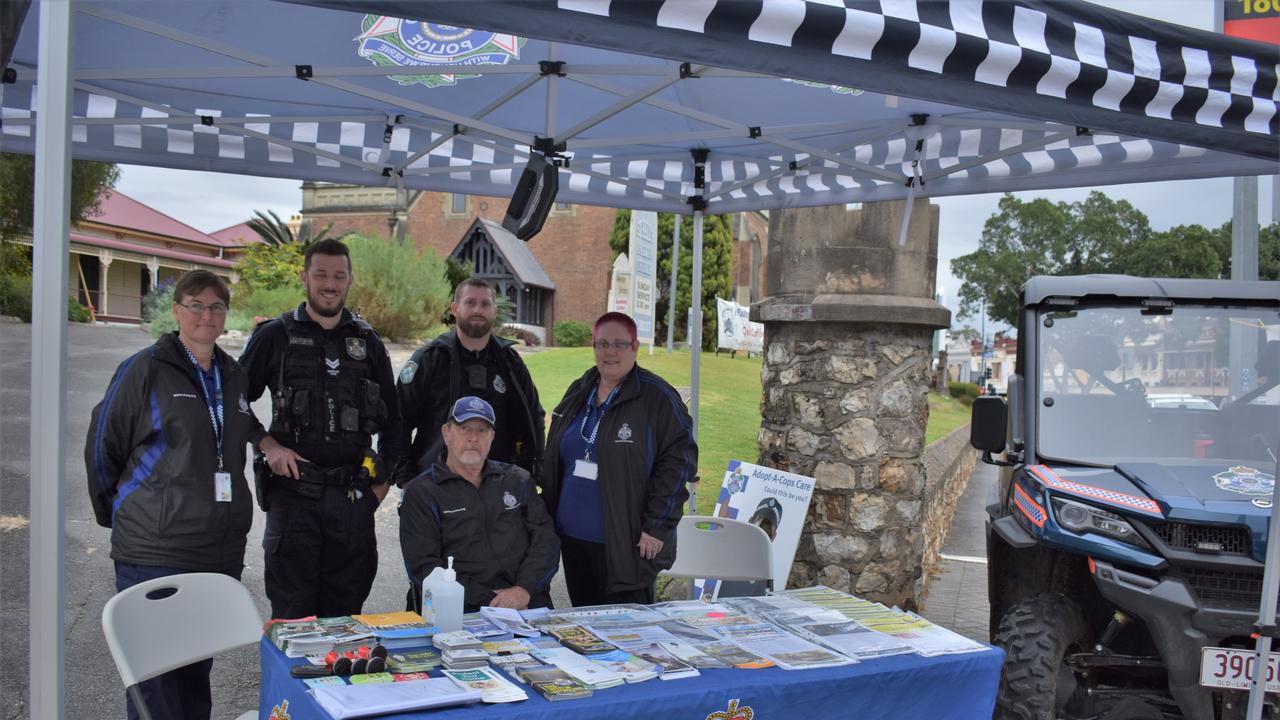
[16,2,1277,716]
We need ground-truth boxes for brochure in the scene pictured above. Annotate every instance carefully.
[310,679,481,719]
[441,667,529,703]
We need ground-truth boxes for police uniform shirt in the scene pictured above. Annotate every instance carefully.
[457,341,521,464]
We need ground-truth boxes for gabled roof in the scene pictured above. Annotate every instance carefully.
[86,190,229,248]
[209,221,262,247]
[458,218,556,291]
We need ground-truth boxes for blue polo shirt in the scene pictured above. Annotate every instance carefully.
[555,384,619,543]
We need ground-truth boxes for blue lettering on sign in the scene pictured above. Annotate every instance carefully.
[398,23,491,60]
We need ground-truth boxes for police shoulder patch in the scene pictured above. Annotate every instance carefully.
[399,360,418,384]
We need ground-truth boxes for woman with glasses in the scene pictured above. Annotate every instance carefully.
[85,269,256,720]
[541,312,697,606]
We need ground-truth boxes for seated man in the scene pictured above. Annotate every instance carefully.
[400,396,559,612]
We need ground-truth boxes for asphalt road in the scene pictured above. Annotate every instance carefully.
[0,322,568,719]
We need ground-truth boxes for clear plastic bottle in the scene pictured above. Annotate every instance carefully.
[422,556,464,633]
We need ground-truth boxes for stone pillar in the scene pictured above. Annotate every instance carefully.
[99,250,113,317]
[752,200,949,610]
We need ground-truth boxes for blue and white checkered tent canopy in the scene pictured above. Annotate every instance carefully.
[2,0,1276,215]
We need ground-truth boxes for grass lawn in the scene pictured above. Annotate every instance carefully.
[522,347,969,515]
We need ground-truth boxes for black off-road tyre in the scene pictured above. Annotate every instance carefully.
[993,593,1089,720]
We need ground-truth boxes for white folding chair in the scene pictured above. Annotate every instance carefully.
[662,515,774,599]
[101,573,262,720]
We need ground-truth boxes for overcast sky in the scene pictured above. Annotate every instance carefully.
[113,0,1277,328]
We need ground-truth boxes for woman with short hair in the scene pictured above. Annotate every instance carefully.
[85,269,256,720]
[540,312,697,606]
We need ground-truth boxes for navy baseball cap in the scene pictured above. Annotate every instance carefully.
[451,396,496,427]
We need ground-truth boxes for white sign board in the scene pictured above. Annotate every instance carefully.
[628,211,658,345]
[607,253,630,315]
[694,460,816,599]
[715,298,764,354]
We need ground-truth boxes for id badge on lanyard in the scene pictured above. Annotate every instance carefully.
[573,459,599,481]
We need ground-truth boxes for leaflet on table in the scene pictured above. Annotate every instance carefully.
[479,606,541,637]
[658,640,731,669]
[627,642,700,679]
[585,623,681,650]
[588,649,661,682]
[351,610,437,639]
[711,622,854,670]
[384,648,441,673]
[721,596,914,659]
[460,614,507,639]
[519,667,594,701]
[268,616,377,658]
[309,679,482,719]
[856,612,987,656]
[534,603,666,629]
[530,646,625,688]
[441,667,529,703]
[545,624,614,654]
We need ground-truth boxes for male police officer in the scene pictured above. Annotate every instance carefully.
[400,396,559,612]
[394,278,543,487]
[241,238,404,619]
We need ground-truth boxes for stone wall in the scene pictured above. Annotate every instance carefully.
[917,424,978,601]
[760,321,936,609]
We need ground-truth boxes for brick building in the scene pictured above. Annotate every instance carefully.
[298,183,768,344]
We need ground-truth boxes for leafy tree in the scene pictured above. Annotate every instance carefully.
[1208,220,1280,282]
[951,191,1216,326]
[609,210,734,350]
[0,152,119,269]
[234,241,304,296]
[245,209,332,248]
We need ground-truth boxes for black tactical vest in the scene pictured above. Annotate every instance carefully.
[268,312,387,449]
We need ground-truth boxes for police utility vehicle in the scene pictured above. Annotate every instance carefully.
[970,275,1280,720]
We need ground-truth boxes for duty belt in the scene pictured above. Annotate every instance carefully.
[273,463,369,499]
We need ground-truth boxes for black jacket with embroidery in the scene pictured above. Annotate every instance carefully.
[399,459,559,611]
[84,333,256,571]
[541,365,696,595]
[393,330,543,487]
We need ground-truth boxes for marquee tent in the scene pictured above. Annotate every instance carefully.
[3,1,1276,716]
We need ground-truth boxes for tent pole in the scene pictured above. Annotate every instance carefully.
[1246,450,1280,719]
[688,209,703,510]
[667,217,679,354]
[30,2,74,718]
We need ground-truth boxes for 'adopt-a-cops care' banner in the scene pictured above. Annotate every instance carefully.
[695,460,816,599]
[715,298,764,354]
[628,211,658,345]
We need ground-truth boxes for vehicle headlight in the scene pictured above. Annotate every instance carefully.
[1051,496,1151,549]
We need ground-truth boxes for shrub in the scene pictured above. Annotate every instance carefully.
[67,296,92,323]
[0,271,32,321]
[344,235,451,342]
[949,381,980,406]
[498,325,541,347]
[141,282,177,337]
[230,284,300,322]
[554,319,592,347]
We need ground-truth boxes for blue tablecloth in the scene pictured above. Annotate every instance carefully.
[259,637,1003,720]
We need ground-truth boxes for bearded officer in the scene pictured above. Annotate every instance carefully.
[240,238,405,619]
[393,278,543,488]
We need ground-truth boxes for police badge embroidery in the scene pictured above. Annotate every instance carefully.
[503,491,517,509]
[346,337,367,360]
[617,423,633,442]
[400,360,418,384]
[1214,466,1276,496]
[493,375,507,394]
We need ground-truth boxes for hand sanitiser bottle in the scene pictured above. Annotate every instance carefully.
[422,556,464,633]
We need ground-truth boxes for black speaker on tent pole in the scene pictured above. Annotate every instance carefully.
[502,152,559,241]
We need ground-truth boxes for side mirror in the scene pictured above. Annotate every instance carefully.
[970,396,1007,453]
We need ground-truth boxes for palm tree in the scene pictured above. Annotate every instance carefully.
[245,209,332,248]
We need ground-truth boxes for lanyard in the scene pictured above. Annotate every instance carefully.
[579,383,620,462]
[181,344,225,470]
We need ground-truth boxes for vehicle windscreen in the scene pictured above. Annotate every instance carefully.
[1037,304,1279,465]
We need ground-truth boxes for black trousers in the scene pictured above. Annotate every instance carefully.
[559,534,655,607]
[263,485,378,619]
[114,562,243,720]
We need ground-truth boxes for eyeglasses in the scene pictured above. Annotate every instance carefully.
[177,302,229,316]
[593,340,633,351]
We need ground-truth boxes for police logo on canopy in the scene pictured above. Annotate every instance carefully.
[356,16,523,88]
[346,337,367,360]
